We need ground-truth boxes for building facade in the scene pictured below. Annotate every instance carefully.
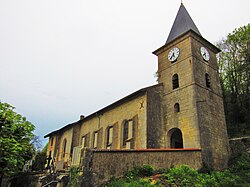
[45,3,229,170]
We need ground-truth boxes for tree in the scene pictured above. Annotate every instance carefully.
[32,143,48,171]
[0,102,35,185]
[217,24,250,137]
[32,151,47,171]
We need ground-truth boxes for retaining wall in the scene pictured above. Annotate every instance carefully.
[81,148,202,186]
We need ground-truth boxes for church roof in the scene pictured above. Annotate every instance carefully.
[166,3,201,44]
[44,83,163,138]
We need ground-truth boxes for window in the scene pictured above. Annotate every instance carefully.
[62,139,67,158]
[107,126,113,149]
[128,121,133,139]
[123,121,129,146]
[123,120,133,149]
[93,131,98,149]
[205,73,211,88]
[172,74,179,89]
[174,103,180,112]
[81,136,86,148]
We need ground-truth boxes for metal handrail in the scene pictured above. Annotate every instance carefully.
[41,180,58,187]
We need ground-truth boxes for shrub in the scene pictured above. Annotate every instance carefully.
[67,166,80,187]
[158,165,238,187]
[125,165,154,179]
[210,170,239,187]
[230,152,250,172]
[166,165,200,186]
[106,178,155,187]
[106,164,240,187]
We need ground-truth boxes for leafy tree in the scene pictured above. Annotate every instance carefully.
[0,102,35,185]
[32,143,48,171]
[217,24,250,137]
[32,151,47,171]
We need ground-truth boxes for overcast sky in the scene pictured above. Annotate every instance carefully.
[0,0,249,145]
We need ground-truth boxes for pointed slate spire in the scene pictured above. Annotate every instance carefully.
[166,3,201,44]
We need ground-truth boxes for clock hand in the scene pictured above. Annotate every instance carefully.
[171,53,175,60]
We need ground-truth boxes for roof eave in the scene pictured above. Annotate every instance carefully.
[153,30,221,56]
[44,84,163,138]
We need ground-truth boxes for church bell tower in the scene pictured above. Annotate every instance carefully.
[153,3,230,169]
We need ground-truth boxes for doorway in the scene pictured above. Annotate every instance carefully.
[169,128,183,148]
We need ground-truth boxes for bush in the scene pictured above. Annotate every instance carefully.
[125,165,154,179]
[106,164,240,187]
[230,152,250,173]
[166,165,200,186]
[106,177,156,187]
[209,170,239,187]
[67,166,80,187]
[164,165,238,187]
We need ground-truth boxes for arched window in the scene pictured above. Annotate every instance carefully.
[172,74,179,89]
[107,126,113,149]
[122,120,133,149]
[174,103,180,112]
[168,128,183,148]
[123,120,129,146]
[205,73,211,88]
[62,138,67,158]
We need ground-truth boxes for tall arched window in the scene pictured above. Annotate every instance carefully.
[123,120,129,146]
[106,126,113,149]
[172,74,179,89]
[62,138,67,158]
[205,73,211,88]
[122,120,133,149]
[174,103,180,112]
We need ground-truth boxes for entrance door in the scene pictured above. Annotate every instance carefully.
[170,128,183,148]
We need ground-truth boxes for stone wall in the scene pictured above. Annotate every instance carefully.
[81,148,202,186]
[146,84,164,148]
[191,34,230,170]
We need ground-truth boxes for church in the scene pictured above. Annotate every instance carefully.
[45,3,230,173]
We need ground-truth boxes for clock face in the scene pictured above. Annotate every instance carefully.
[168,47,180,62]
[200,47,210,61]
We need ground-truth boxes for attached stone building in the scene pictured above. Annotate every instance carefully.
[45,84,163,165]
[45,3,230,171]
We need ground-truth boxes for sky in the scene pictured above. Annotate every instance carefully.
[0,0,249,146]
